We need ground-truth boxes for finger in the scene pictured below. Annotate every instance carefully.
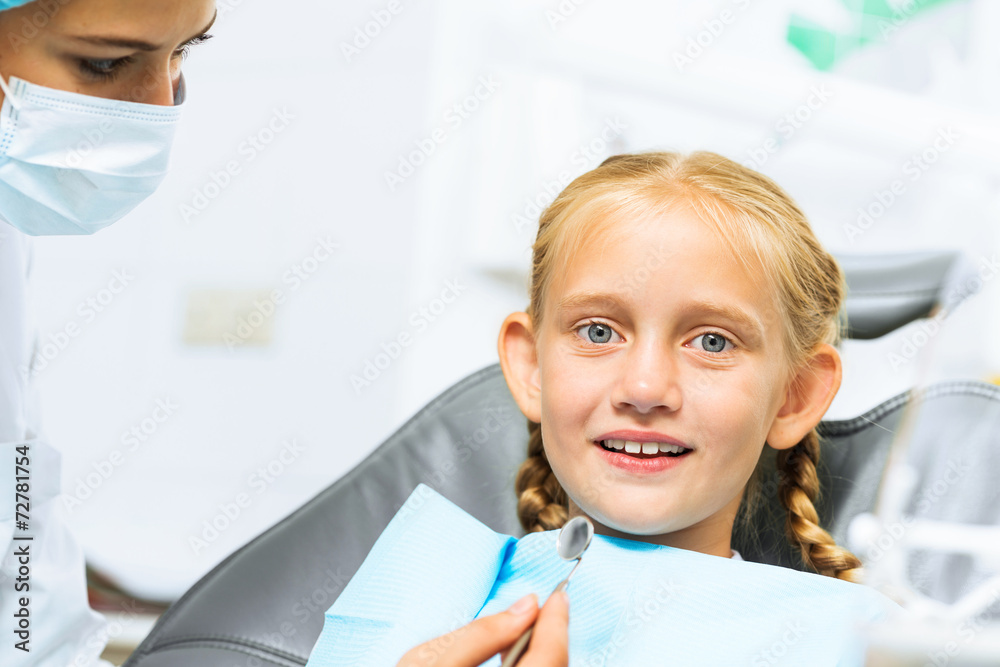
[519,591,569,667]
[398,594,539,667]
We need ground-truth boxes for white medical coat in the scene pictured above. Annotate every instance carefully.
[0,219,110,665]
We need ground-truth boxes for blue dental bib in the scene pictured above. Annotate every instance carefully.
[306,485,897,666]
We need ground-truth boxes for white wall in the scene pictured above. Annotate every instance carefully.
[33,0,443,599]
[29,0,1000,600]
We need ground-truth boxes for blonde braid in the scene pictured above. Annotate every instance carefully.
[515,420,568,533]
[777,430,863,582]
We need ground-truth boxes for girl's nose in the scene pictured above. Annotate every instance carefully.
[610,341,682,414]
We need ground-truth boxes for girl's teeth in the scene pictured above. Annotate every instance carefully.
[601,439,689,455]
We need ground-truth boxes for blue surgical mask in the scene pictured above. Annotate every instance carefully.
[0,72,185,236]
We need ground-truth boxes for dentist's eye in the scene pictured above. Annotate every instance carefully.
[692,332,733,353]
[173,33,213,60]
[577,322,619,345]
[79,56,134,81]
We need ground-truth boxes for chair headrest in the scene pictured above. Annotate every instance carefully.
[839,250,964,339]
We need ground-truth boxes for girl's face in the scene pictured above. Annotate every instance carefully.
[0,0,216,107]
[501,205,839,557]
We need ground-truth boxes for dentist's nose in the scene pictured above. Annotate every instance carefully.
[121,64,178,107]
[611,341,682,414]
[144,70,178,107]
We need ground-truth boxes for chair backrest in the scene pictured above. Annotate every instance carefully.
[125,250,994,667]
[125,365,529,667]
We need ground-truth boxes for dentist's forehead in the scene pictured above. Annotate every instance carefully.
[49,0,217,49]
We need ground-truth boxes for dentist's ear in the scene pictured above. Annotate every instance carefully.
[766,343,842,451]
[498,312,542,423]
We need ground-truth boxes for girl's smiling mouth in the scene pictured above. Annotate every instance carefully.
[593,430,693,472]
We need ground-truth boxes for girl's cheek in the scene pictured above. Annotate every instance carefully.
[740,377,782,433]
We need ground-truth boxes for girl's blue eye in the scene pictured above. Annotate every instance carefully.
[578,322,617,344]
[693,332,733,353]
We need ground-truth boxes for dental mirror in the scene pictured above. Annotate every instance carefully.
[554,516,594,588]
[501,516,594,666]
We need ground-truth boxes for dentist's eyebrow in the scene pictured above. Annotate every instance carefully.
[67,11,217,52]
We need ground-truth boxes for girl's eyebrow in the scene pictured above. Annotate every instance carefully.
[556,291,630,318]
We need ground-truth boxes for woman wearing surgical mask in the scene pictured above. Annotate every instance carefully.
[0,1,214,664]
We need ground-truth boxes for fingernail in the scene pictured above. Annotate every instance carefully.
[509,594,537,616]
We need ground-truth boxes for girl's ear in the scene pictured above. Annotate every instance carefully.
[766,343,842,451]
[498,312,542,423]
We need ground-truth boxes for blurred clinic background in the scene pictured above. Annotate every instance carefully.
[25,0,1000,653]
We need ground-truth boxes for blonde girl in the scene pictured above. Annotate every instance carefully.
[311,150,895,667]
[499,150,863,581]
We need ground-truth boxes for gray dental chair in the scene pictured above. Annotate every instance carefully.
[125,251,1000,667]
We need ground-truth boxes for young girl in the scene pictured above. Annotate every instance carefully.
[306,151,896,666]
[503,150,862,579]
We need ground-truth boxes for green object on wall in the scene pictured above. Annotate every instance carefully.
[787,0,960,70]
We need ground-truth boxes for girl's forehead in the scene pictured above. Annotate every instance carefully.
[541,206,785,333]
[553,205,766,285]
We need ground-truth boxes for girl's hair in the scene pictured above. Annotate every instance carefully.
[513,151,863,582]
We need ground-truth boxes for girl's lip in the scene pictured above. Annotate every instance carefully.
[593,430,692,450]
[594,440,689,474]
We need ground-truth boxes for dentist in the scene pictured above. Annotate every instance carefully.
[0,0,215,664]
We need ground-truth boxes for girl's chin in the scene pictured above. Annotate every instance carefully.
[584,509,683,540]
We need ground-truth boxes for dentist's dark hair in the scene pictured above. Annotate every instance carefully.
[513,150,863,582]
